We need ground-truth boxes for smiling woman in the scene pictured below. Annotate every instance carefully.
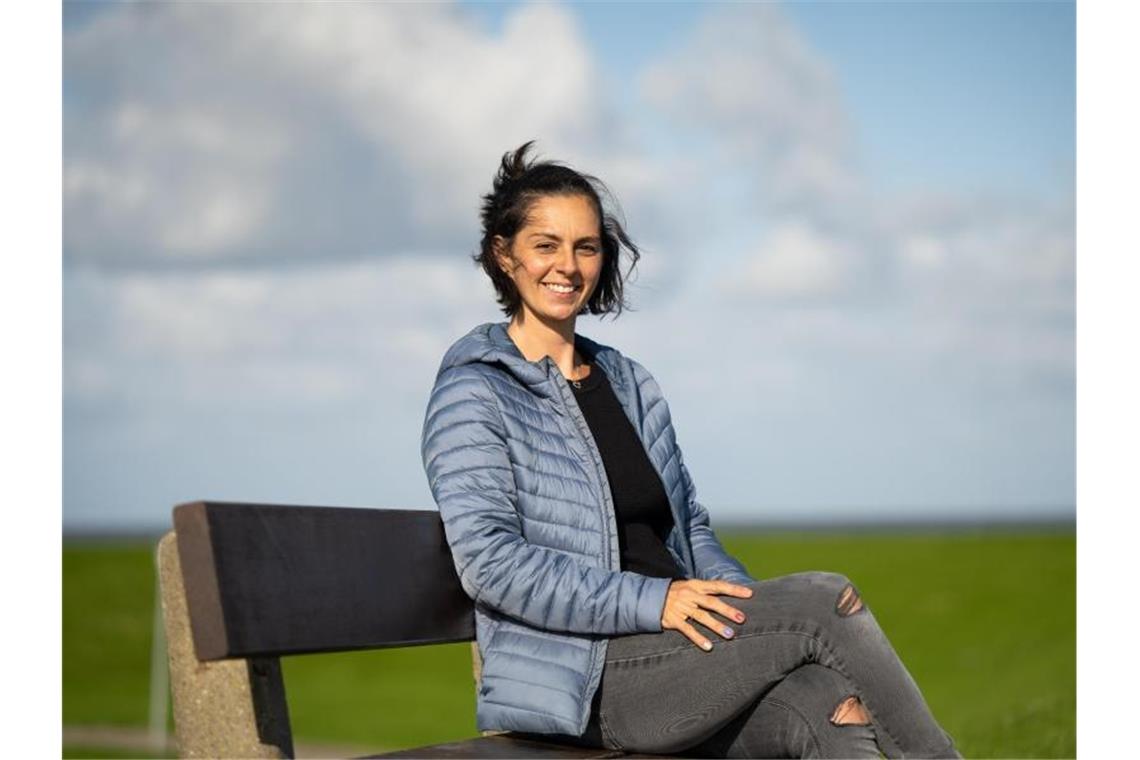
[494,194,605,377]
[474,142,641,324]
[498,195,602,311]
[420,141,961,758]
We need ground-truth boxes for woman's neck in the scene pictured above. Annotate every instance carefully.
[506,313,588,381]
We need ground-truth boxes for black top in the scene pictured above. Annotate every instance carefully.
[569,363,688,581]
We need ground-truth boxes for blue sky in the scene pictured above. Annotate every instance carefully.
[468,1,1074,195]
[62,0,1074,531]
[786,1,1074,195]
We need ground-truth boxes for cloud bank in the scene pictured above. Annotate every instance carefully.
[63,1,1073,528]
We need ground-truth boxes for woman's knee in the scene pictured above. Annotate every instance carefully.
[772,665,876,734]
[796,571,867,619]
[772,663,860,711]
[760,571,867,619]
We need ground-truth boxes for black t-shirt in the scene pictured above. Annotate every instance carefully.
[569,363,688,581]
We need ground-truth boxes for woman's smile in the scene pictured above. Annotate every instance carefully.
[542,281,581,298]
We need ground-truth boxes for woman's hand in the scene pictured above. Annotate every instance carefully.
[661,579,754,651]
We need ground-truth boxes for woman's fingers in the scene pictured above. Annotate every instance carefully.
[692,607,737,641]
[712,581,755,598]
[661,579,756,649]
[706,594,748,624]
[667,606,737,651]
[692,580,751,625]
[677,609,734,650]
[676,618,714,651]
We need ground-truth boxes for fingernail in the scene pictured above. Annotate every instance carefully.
[735,613,745,622]
[723,627,734,638]
[702,641,713,651]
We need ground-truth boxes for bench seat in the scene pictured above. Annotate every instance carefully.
[368,732,670,758]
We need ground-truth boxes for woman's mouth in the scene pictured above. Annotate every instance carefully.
[542,282,580,297]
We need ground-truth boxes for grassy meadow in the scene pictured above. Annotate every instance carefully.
[63,529,1074,757]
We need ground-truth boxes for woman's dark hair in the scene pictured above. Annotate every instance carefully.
[474,140,641,319]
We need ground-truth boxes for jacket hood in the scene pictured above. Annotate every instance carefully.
[436,321,627,401]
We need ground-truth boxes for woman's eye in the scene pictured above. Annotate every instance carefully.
[579,245,599,254]
[537,243,556,251]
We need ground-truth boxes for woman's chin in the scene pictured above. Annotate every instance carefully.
[531,301,581,321]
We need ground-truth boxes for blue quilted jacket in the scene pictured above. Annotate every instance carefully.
[420,321,755,736]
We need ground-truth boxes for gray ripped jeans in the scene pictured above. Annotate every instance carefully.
[525,572,961,758]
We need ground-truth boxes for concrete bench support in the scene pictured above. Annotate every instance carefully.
[157,532,293,758]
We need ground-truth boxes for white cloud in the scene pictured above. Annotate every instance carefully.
[634,2,1073,400]
[728,219,854,300]
[64,1,609,267]
[64,255,498,409]
[639,2,859,211]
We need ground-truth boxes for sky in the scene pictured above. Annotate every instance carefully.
[62,0,1075,531]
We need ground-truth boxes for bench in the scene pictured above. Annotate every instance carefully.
[157,500,670,758]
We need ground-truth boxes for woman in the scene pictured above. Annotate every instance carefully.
[421,142,960,758]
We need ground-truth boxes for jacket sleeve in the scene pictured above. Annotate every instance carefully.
[630,360,757,585]
[678,448,758,584]
[421,366,673,635]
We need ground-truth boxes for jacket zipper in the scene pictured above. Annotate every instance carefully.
[546,360,619,734]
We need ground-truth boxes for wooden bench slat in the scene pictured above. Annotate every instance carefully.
[173,501,475,660]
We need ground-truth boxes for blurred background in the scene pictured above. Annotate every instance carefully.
[62,1,1074,757]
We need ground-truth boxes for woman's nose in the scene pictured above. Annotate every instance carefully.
[553,246,578,274]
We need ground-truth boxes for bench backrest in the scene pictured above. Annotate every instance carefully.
[158,501,483,758]
[173,501,475,659]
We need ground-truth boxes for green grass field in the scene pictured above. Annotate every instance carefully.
[63,529,1074,758]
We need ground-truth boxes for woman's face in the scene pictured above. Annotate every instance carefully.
[496,193,603,327]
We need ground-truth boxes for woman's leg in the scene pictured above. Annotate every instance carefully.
[594,571,959,758]
[689,663,880,758]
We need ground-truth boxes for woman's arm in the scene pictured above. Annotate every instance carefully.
[679,450,757,584]
[628,359,757,584]
[421,366,672,635]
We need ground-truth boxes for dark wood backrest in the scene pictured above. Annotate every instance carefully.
[173,501,475,661]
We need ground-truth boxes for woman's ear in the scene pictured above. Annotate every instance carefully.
[493,235,512,274]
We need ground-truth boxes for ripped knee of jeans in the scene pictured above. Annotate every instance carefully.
[835,583,864,617]
[829,695,871,726]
